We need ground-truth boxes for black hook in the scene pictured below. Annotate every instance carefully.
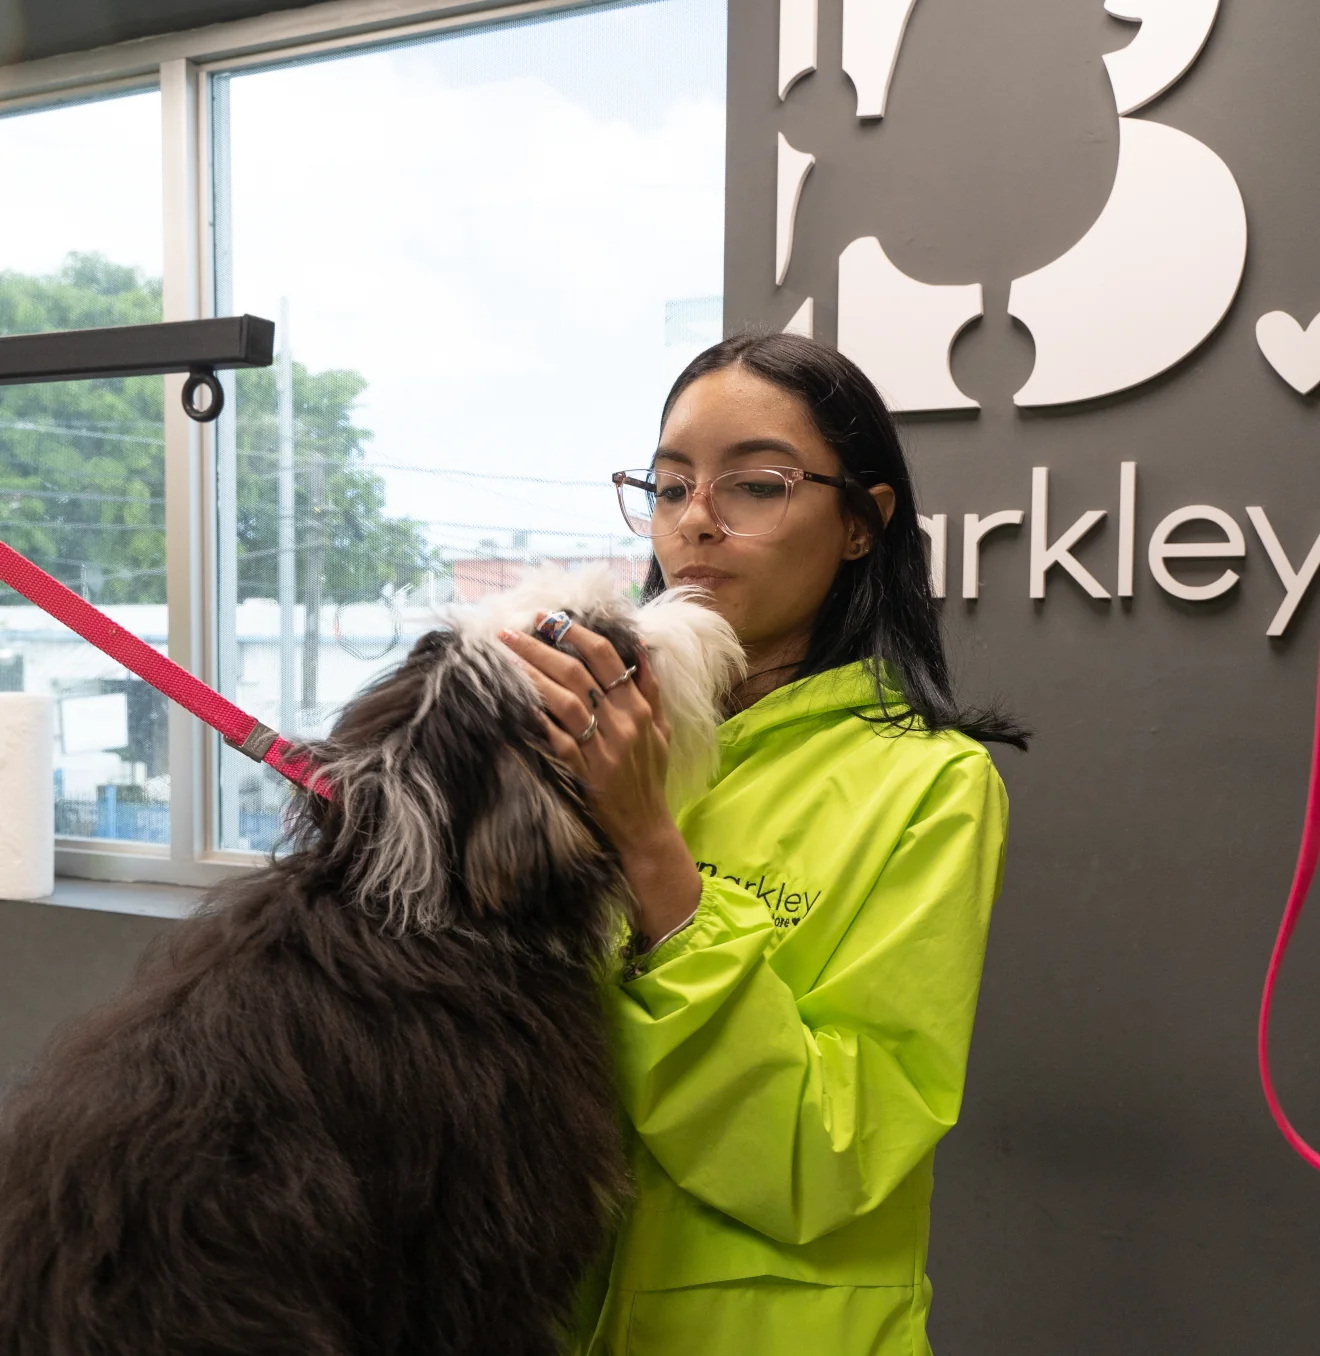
[181,369,225,423]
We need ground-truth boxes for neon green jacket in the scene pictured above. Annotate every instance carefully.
[576,661,1009,1355]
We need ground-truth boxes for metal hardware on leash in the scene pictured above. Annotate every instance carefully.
[223,721,282,763]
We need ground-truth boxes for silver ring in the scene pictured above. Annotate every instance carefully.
[604,664,638,692]
[575,713,599,744]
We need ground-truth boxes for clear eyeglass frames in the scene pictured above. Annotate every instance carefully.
[611,466,854,539]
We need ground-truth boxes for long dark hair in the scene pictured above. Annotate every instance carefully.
[643,331,1029,750]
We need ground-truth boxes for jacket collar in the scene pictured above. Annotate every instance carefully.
[718,660,902,747]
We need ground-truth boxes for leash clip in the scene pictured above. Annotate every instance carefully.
[224,720,281,763]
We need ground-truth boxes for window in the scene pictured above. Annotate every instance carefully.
[208,0,726,851]
[0,90,168,847]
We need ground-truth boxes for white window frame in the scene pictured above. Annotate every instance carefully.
[0,0,617,888]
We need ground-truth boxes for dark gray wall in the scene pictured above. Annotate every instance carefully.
[727,0,1320,1350]
[0,899,176,1092]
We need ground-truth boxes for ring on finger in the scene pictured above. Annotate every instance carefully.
[603,664,638,693]
[575,713,599,744]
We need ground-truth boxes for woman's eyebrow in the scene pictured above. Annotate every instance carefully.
[653,439,803,465]
[723,438,803,461]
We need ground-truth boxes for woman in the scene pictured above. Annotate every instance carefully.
[498,333,1026,1355]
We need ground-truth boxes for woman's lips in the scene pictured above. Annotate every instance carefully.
[673,568,735,590]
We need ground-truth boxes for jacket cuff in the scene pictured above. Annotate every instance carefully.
[623,874,774,979]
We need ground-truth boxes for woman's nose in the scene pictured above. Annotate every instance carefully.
[677,485,724,541]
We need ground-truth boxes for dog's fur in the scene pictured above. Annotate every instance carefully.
[0,568,743,1356]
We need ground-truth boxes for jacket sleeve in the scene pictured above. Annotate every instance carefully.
[607,749,1008,1246]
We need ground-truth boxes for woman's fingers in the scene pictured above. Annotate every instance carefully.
[508,652,597,743]
[499,626,612,718]
[538,713,586,774]
[555,620,634,692]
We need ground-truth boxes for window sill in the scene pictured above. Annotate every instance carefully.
[3,877,204,920]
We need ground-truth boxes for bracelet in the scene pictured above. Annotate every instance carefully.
[622,909,699,979]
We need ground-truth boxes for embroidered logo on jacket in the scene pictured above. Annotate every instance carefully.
[695,860,820,928]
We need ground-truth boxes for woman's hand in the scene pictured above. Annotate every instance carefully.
[498,619,702,945]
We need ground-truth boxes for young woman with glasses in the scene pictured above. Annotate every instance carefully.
[499,332,1027,1356]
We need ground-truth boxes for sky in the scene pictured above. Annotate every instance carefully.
[221,0,726,550]
[0,0,725,819]
[0,0,727,556]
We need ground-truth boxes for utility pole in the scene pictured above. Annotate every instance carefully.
[276,297,296,737]
[302,451,324,720]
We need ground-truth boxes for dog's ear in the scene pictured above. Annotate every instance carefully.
[283,628,618,937]
[462,747,612,925]
[286,630,532,932]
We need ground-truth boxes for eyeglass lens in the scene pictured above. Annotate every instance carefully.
[617,469,792,538]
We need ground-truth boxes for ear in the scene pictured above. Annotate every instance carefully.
[463,748,607,919]
[844,482,896,560]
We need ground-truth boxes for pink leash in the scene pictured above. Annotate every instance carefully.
[1258,646,1320,1170]
[0,539,331,800]
[2,532,1314,1146]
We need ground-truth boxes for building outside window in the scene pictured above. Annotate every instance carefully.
[0,90,170,847]
[0,0,726,873]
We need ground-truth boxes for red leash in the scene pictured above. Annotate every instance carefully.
[0,540,330,799]
[1258,646,1320,1170]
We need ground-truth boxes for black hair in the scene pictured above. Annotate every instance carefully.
[642,331,1029,750]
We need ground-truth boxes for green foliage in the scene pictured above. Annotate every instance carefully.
[0,252,435,606]
[0,254,167,603]
[231,364,437,603]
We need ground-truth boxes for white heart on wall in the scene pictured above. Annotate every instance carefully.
[1256,310,1320,395]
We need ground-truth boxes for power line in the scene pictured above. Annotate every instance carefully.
[0,418,165,447]
[0,487,166,505]
[0,517,164,533]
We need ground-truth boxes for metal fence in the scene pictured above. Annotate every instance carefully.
[54,788,281,853]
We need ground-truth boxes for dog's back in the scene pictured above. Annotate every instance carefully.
[0,577,741,1356]
[0,861,625,1356]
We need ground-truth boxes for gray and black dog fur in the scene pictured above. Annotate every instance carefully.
[0,568,743,1356]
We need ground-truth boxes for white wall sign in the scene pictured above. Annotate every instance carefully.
[779,0,818,100]
[776,133,815,286]
[1008,117,1247,407]
[1255,310,1320,395]
[1103,0,1221,116]
[783,295,815,337]
[921,462,1320,637]
[841,0,919,119]
[836,236,982,412]
[774,0,1261,414]
[1147,504,1245,601]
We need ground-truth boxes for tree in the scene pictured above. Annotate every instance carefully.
[0,254,168,604]
[0,253,436,608]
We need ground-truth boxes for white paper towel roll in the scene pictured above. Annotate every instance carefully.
[0,692,55,901]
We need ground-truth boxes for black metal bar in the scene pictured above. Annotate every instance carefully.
[0,316,275,387]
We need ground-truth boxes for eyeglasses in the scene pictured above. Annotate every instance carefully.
[612,466,856,539]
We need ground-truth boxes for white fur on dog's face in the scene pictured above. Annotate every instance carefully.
[445,564,745,808]
[293,566,747,936]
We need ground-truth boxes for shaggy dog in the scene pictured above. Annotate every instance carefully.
[0,568,743,1356]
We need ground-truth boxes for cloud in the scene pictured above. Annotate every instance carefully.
[222,26,725,536]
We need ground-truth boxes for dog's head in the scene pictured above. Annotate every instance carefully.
[283,566,744,942]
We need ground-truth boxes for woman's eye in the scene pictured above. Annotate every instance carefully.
[656,485,687,504]
[732,478,786,498]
